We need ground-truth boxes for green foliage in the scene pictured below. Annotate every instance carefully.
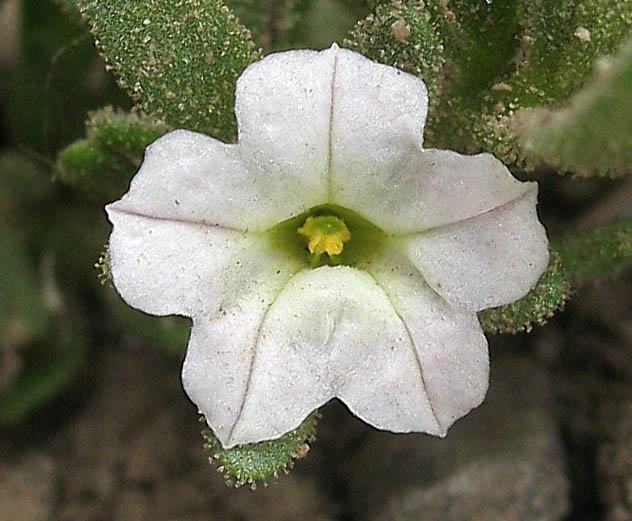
[0,149,98,426]
[440,0,632,165]
[0,200,87,426]
[344,0,445,92]
[558,221,632,285]
[77,0,261,140]
[57,107,169,202]
[479,251,571,334]
[0,153,53,221]
[0,231,51,352]
[515,39,632,177]
[0,310,87,427]
[225,0,317,50]
[346,0,632,168]
[202,411,318,487]
[3,0,111,154]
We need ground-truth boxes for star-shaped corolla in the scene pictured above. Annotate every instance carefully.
[106,45,549,449]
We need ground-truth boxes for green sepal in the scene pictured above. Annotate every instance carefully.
[56,108,169,202]
[515,39,632,177]
[478,251,570,334]
[558,221,632,285]
[95,246,112,286]
[202,411,318,488]
[77,0,261,139]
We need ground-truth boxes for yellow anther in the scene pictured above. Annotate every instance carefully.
[297,215,351,256]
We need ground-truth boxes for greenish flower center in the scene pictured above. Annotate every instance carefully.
[266,204,387,268]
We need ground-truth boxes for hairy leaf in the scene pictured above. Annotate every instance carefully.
[344,0,446,93]
[77,0,260,139]
[559,221,632,284]
[515,39,632,177]
[462,0,632,165]
[352,1,632,163]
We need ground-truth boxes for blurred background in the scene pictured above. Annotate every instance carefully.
[1,0,631,520]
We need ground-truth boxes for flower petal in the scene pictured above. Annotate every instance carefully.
[366,247,489,431]
[197,265,486,448]
[339,149,532,234]
[327,48,428,225]
[325,51,538,236]
[181,259,299,448]
[399,185,550,311]
[107,205,301,318]
[107,127,315,232]
[226,266,440,447]
[178,236,306,444]
[235,47,337,212]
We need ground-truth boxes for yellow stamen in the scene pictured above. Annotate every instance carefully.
[297,215,351,256]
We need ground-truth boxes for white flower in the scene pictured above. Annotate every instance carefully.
[105,44,549,449]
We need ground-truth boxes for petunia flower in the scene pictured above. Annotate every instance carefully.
[105,44,549,449]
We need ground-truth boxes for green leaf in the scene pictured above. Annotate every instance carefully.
[558,221,632,285]
[500,0,632,105]
[202,411,318,487]
[397,0,632,164]
[344,0,446,92]
[57,108,169,202]
[478,251,570,334]
[77,0,261,139]
[465,0,632,165]
[514,39,632,177]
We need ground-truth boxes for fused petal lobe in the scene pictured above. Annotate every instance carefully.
[365,247,489,431]
[328,48,429,222]
[235,48,336,212]
[228,266,440,447]
[400,185,550,311]
[180,242,304,447]
[201,265,487,448]
[107,126,320,232]
[106,209,251,317]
